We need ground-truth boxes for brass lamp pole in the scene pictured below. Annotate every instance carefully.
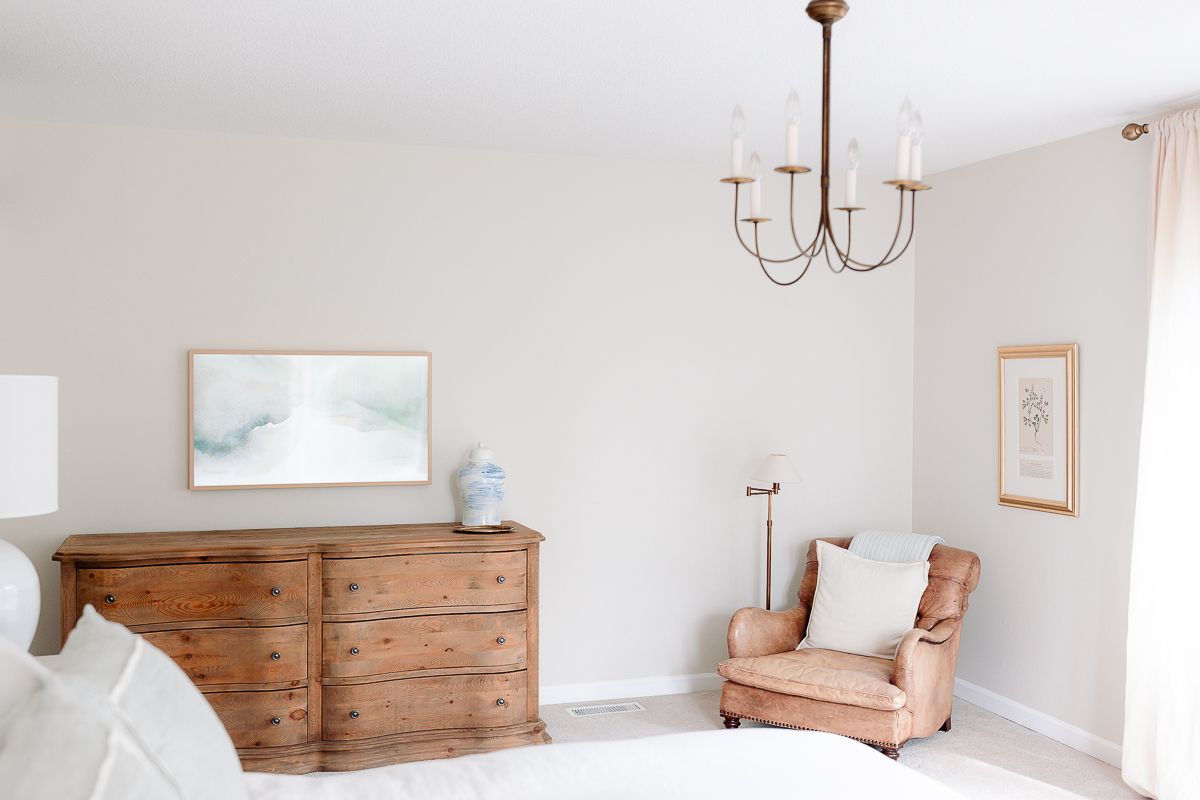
[746,454,802,610]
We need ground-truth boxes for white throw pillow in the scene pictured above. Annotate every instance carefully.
[798,540,929,660]
[0,633,51,743]
[0,670,184,799]
[0,606,248,800]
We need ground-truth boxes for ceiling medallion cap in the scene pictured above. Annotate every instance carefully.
[806,0,849,25]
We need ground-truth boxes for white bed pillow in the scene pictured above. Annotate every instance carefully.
[0,632,50,731]
[0,606,248,800]
[0,669,185,799]
[798,540,929,660]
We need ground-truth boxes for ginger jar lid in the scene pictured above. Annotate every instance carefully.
[467,441,495,463]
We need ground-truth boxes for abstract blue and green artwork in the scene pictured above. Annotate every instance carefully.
[189,351,430,488]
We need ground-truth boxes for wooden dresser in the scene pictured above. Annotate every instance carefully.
[54,521,549,773]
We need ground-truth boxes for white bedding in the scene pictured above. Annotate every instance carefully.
[244,729,963,799]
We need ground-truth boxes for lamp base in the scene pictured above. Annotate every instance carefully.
[0,538,40,650]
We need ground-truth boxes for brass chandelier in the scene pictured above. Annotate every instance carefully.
[722,0,930,285]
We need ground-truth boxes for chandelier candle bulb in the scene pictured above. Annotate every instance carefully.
[785,89,801,166]
[895,98,914,180]
[910,111,924,182]
[845,138,860,207]
[748,150,763,217]
[731,104,746,176]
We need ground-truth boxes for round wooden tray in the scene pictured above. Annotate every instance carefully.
[452,525,515,534]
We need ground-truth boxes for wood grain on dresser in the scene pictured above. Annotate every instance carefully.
[206,687,310,748]
[322,550,527,615]
[322,611,528,678]
[322,671,527,740]
[75,561,307,628]
[142,624,307,687]
[55,521,549,773]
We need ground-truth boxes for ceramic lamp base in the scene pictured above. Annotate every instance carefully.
[0,538,40,649]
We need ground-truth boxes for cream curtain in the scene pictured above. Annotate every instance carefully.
[1123,107,1200,799]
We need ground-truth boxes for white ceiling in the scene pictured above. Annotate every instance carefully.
[2,1,1198,176]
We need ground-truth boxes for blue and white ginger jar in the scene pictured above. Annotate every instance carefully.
[457,442,507,526]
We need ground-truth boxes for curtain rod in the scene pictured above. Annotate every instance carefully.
[1122,122,1150,141]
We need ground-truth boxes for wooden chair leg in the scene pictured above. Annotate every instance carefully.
[721,714,741,729]
[881,746,900,760]
[939,716,952,732]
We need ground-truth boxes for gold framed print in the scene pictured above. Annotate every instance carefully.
[997,344,1078,515]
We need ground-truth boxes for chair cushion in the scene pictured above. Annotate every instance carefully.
[718,648,906,712]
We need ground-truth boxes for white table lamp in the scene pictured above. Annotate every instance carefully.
[746,453,802,610]
[0,375,58,649]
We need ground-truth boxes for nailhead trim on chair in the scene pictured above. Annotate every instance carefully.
[718,709,906,749]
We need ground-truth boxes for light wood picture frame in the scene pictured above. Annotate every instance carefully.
[997,344,1078,515]
[189,350,432,490]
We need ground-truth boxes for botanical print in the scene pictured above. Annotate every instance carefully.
[192,353,429,487]
[1018,377,1053,456]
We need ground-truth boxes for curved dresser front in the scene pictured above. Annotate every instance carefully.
[54,521,549,773]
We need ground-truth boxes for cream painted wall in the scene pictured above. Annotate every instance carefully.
[0,119,914,688]
[914,127,1151,745]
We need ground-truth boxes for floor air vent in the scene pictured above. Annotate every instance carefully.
[565,702,647,718]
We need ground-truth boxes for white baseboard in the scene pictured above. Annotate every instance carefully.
[540,672,724,707]
[954,677,1122,768]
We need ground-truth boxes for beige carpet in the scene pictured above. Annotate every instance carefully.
[542,691,1141,800]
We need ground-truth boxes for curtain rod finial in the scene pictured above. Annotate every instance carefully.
[1122,122,1150,141]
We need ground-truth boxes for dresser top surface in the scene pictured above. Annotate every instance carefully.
[54,520,544,563]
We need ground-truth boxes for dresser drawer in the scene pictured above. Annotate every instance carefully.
[322,611,527,678]
[323,551,526,615]
[323,671,526,741]
[142,625,307,687]
[78,561,307,626]
[206,688,309,749]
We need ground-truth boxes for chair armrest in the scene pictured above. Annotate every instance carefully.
[892,618,958,693]
[727,605,809,659]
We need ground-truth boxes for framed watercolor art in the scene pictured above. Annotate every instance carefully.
[189,350,431,490]
[997,344,1077,515]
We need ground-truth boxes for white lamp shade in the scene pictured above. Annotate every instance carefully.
[751,453,802,484]
[0,375,58,519]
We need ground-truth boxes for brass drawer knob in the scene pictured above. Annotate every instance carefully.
[496,636,506,645]
[349,583,360,592]
[104,595,116,605]
[496,575,506,584]
[270,587,282,597]
[350,710,360,719]
[271,652,281,661]
[496,698,507,707]
[350,647,360,656]
[271,717,281,726]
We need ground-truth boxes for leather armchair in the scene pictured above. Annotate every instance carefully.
[717,537,980,760]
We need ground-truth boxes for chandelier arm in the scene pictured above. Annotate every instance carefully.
[827,188,903,268]
[859,190,918,270]
[732,185,810,264]
[825,212,852,273]
[787,174,825,257]
[755,223,813,286]
[827,188,915,270]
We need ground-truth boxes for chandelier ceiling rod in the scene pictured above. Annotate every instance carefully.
[721,0,931,286]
